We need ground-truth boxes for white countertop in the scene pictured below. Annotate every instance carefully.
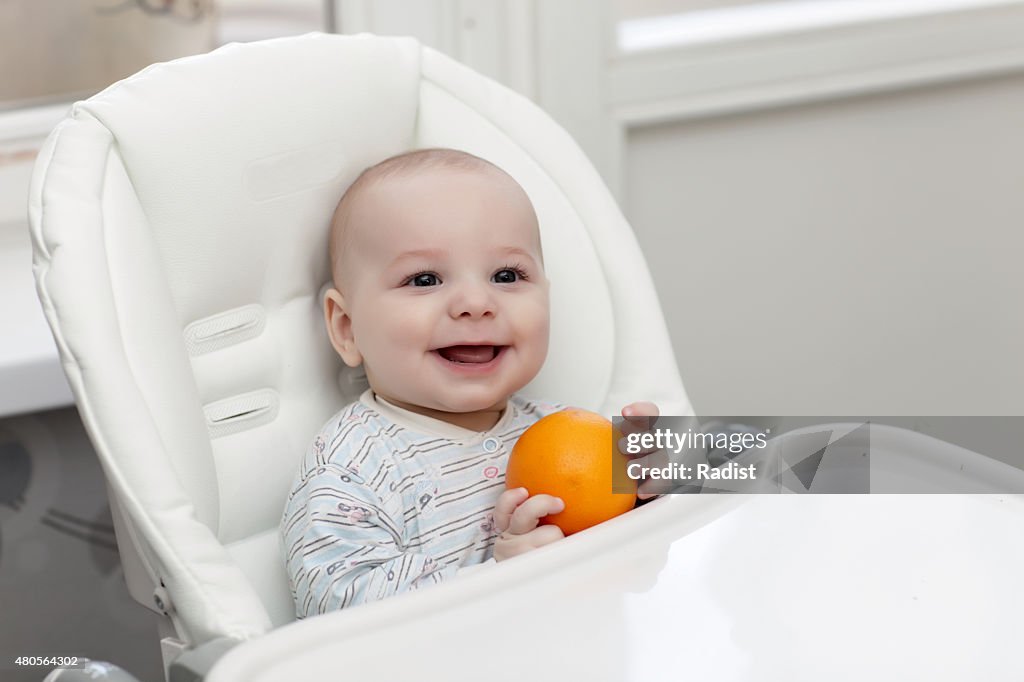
[0,219,72,416]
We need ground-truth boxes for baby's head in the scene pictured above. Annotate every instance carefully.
[324,149,550,427]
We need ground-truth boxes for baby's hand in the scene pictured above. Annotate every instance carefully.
[621,401,659,432]
[492,487,565,561]
[618,401,664,500]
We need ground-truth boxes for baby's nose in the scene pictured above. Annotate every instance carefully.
[449,281,496,318]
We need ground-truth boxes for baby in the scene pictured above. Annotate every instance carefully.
[281,148,656,618]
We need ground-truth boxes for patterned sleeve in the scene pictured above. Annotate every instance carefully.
[281,458,456,617]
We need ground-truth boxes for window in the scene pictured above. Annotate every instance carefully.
[614,0,802,22]
[0,0,329,112]
[614,0,1001,53]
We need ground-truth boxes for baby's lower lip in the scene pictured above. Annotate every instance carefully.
[431,346,508,374]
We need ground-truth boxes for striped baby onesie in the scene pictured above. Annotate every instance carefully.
[281,389,564,618]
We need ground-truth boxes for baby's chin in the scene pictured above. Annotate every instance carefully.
[368,382,509,416]
[424,392,510,415]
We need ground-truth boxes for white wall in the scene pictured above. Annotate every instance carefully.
[625,73,1024,415]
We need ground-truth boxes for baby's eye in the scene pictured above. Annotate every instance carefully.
[492,265,528,284]
[406,272,441,287]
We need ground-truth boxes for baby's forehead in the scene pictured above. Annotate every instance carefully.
[331,155,542,285]
[357,166,538,235]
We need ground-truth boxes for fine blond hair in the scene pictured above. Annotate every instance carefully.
[328,148,514,289]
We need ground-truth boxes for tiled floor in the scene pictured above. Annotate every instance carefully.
[0,407,163,682]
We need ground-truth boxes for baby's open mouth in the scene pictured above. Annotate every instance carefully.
[435,345,504,364]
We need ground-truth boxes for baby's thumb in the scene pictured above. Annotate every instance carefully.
[494,487,528,531]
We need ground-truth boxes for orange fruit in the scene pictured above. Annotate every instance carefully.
[506,408,637,535]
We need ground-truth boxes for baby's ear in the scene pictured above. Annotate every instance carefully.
[324,287,363,367]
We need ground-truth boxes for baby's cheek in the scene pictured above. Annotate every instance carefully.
[519,296,551,345]
[389,306,436,348]
[365,300,422,340]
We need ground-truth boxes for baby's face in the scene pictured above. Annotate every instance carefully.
[328,166,550,418]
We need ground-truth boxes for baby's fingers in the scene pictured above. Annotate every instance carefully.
[617,433,659,458]
[524,524,565,549]
[619,402,660,435]
[493,487,529,532]
[631,450,675,499]
[507,494,564,535]
[637,479,670,499]
[494,523,565,561]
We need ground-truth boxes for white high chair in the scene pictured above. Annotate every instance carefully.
[28,32,690,675]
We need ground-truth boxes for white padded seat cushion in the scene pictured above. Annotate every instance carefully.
[29,33,690,642]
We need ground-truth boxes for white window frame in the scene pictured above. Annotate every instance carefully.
[334,0,1024,200]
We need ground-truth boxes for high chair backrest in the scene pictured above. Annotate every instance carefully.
[28,33,691,648]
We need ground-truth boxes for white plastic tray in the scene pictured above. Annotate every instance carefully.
[208,424,1024,681]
